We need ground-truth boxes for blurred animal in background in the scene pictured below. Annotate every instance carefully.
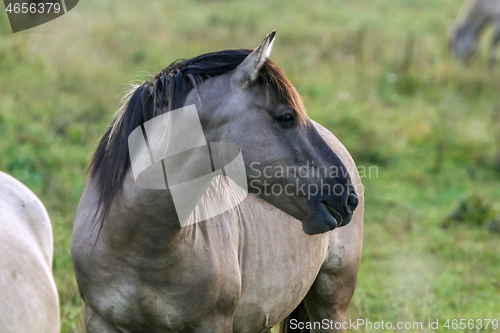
[449,0,500,64]
[0,171,60,333]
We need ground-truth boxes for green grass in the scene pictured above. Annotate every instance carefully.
[1,0,499,331]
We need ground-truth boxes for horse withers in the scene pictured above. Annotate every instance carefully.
[450,0,500,63]
[72,31,364,333]
[0,171,60,333]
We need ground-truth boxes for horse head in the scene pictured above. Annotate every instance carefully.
[183,32,358,234]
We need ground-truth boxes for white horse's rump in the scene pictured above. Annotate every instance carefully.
[0,172,60,333]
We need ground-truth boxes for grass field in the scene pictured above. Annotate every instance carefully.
[1,0,500,331]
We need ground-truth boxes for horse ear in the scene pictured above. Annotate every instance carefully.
[232,31,276,89]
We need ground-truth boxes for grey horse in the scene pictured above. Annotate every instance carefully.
[0,171,60,333]
[450,0,500,63]
[72,32,364,333]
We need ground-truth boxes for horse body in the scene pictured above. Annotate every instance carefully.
[73,126,363,333]
[450,0,500,62]
[72,32,363,333]
[0,171,60,333]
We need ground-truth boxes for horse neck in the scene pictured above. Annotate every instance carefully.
[105,172,183,249]
[463,0,491,36]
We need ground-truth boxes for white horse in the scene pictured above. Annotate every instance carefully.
[0,171,60,333]
[450,0,500,63]
[72,32,363,333]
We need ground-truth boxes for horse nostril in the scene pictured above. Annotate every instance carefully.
[347,192,358,211]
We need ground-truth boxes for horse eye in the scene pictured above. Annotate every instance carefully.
[277,113,295,128]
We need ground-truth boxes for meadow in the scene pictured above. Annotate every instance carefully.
[1,0,499,331]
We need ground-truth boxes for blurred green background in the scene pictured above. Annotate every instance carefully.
[1,0,499,331]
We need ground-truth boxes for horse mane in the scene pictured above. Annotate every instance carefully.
[88,49,306,223]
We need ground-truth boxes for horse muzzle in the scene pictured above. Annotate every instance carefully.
[322,187,358,228]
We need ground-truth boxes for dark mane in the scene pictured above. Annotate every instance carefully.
[89,49,306,222]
